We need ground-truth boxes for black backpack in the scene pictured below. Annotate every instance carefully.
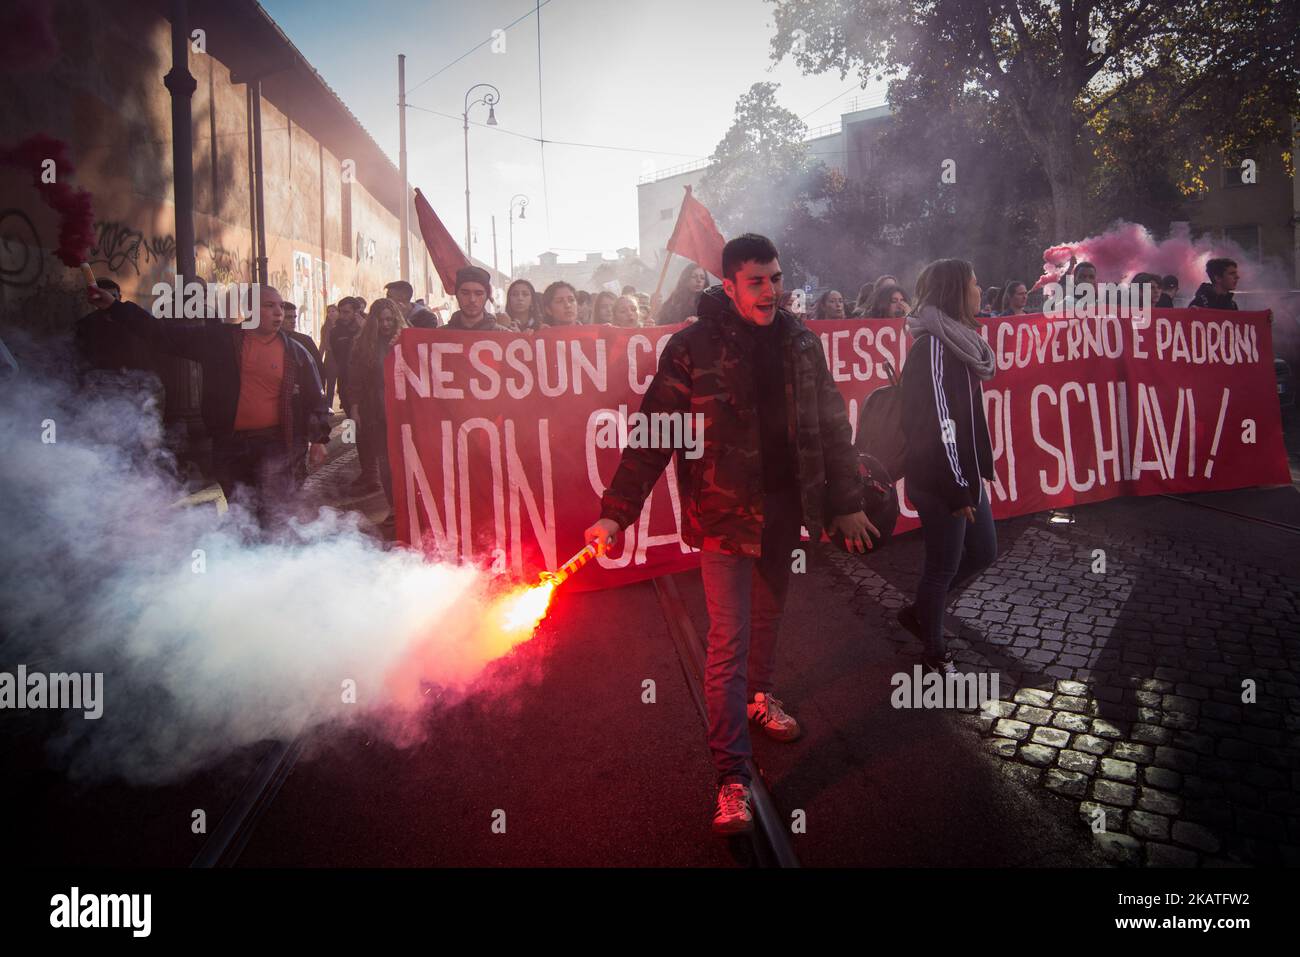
[829,451,899,550]
[855,360,907,480]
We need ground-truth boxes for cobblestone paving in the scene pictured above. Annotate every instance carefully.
[823,504,1300,867]
[301,445,390,530]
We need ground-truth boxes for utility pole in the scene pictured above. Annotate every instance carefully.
[508,194,528,280]
[398,54,409,282]
[463,83,500,256]
[164,0,196,281]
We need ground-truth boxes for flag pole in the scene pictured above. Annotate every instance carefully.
[650,250,674,307]
[652,185,694,308]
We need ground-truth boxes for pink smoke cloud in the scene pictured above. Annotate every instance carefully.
[0,133,96,269]
[1031,222,1261,292]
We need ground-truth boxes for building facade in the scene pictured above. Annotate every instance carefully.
[635,103,870,274]
[0,0,438,347]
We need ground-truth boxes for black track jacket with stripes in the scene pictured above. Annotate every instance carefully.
[899,332,994,511]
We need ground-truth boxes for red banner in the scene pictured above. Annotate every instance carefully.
[387,309,1289,590]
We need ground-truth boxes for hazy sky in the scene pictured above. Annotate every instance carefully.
[262,0,887,269]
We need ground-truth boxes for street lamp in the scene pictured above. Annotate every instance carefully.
[463,82,500,257]
[509,194,529,279]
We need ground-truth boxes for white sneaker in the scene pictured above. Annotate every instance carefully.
[747,692,801,742]
[923,654,958,676]
[712,782,753,835]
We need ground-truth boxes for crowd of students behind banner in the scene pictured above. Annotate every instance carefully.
[74,252,1242,533]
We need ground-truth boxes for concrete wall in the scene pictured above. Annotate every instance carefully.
[0,0,437,342]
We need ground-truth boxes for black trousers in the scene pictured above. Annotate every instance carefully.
[212,428,296,525]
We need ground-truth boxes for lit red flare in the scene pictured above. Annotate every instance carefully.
[480,544,599,654]
[1030,243,1078,291]
[498,579,557,632]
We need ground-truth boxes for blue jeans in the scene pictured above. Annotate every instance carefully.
[909,482,997,658]
[698,489,802,786]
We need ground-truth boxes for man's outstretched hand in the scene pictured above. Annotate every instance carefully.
[830,510,880,553]
[87,285,115,311]
[584,517,621,556]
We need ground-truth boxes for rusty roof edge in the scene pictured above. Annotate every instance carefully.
[233,0,410,220]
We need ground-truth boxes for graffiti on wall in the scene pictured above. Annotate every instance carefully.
[87,220,176,275]
[1,207,356,337]
[195,240,253,284]
[0,208,44,289]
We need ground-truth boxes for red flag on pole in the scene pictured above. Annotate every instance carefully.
[413,187,471,294]
[665,185,725,279]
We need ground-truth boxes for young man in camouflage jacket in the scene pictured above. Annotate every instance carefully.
[585,233,876,835]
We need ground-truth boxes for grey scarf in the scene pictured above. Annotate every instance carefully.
[905,304,996,381]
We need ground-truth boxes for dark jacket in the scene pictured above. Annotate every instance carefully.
[288,330,325,380]
[900,332,994,511]
[109,300,329,451]
[1189,283,1237,310]
[74,309,155,373]
[655,289,701,326]
[329,315,362,370]
[600,285,861,556]
[445,310,511,331]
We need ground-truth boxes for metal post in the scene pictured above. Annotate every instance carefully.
[462,84,500,259]
[398,54,409,282]
[164,0,196,280]
[463,107,471,256]
[251,80,267,286]
[508,194,527,282]
[492,214,498,274]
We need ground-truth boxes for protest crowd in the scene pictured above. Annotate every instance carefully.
[78,244,1244,525]
[73,230,1257,837]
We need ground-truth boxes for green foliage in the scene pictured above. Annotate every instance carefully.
[698,83,826,277]
[768,0,1299,238]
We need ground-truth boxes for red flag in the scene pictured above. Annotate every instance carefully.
[665,185,725,278]
[413,188,470,294]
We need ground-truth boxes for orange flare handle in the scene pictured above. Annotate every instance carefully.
[539,543,598,586]
[79,263,96,287]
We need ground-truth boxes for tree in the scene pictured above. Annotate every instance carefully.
[873,83,1055,284]
[698,82,827,280]
[769,0,1300,239]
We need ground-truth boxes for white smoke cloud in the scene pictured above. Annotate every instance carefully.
[0,330,528,786]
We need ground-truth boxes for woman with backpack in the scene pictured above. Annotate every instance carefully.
[896,259,999,675]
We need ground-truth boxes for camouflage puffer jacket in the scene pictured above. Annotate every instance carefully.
[599,285,861,556]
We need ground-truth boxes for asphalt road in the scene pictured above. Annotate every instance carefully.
[7,409,1293,868]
